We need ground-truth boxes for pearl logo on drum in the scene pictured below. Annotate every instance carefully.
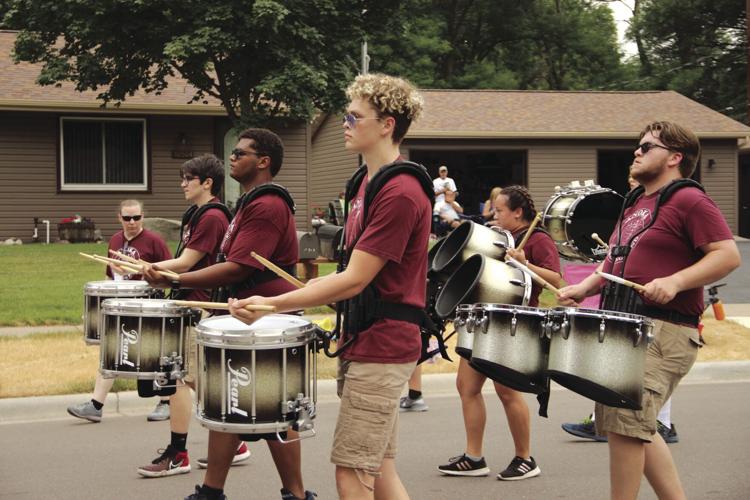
[119,324,139,367]
[226,359,252,417]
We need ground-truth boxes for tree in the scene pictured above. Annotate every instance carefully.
[6,0,399,127]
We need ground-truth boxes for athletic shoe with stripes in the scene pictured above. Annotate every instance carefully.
[437,454,490,476]
[497,456,541,481]
[196,441,251,469]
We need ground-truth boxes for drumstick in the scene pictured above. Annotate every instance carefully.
[171,299,276,312]
[251,252,306,288]
[595,271,647,292]
[109,250,179,278]
[516,213,542,252]
[79,253,177,279]
[591,233,609,249]
[251,251,338,312]
[506,256,561,294]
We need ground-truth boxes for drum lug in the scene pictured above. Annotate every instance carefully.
[599,319,606,343]
[480,315,489,334]
[633,325,643,347]
[561,319,570,339]
[466,316,475,333]
[510,313,517,337]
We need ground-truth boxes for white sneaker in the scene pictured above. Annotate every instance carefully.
[399,396,429,412]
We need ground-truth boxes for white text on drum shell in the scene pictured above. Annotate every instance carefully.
[119,324,139,367]
[226,360,252,417]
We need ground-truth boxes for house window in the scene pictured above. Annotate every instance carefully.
[60,117,148,191]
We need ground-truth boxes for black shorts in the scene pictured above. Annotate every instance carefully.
[238,431,287,442]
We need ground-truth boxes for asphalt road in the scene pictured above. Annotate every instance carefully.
[718,240,750,304]
[1,381,748,500]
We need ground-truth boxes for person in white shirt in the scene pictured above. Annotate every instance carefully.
[433,165,458,203]
[434,189,463,233]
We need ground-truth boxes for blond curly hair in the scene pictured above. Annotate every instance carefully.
[346,73,424,143]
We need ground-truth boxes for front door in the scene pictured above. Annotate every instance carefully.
[223,129,241,210]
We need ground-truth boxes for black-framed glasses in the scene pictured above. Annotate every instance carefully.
[637,142,674,154]
[342,113,381,129]
[180,174,202,183]
[231,148,264,159]
[121,215,143,222]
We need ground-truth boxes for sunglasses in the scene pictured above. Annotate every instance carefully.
[637,142,674,154]
[342,113,381,129]
[231,148,264,159]
[120,215,143,222]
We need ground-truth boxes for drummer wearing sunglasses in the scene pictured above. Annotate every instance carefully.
[557,121,740,500]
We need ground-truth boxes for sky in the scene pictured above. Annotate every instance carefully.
[608,0,639,57]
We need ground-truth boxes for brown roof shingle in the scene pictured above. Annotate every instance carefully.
[409,89,750,139]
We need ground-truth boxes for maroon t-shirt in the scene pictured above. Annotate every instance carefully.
[219,191,298,299]
[342,172,432,364]
[512,229,560,307]
[603,186,733,317]
[107,229,172,280]
[182,197,230,301]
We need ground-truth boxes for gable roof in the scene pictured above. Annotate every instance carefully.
[0,31,225,115]
[408,89,750,139]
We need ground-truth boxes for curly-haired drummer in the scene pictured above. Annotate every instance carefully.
[228,73,431,500]
[438,185,561,480]
[558,121,740,499]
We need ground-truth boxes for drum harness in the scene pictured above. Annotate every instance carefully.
[210,183,298,304]
[602,179,704,327]
[317,160,451,362]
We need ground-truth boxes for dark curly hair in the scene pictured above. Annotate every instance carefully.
[499,185,537,222]
[238,128,284,177]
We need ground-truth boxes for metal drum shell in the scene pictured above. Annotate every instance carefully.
[434,254,530,318]
[453,304,474,360]
[99,299,197,380]
[547,307,653,410]
[432,221,514,275]
[194,315,317,435]
[469,304,549,394]
[83,281,156,345]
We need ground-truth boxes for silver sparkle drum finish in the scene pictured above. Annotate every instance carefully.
[99,299,198,380]
[83,280,156,345]
[453,304,475,360]
[542,183,623,262]
[469,304,551,394]
[432,221,514,276]
[547,307,653,410]
[435,254,531,318]
[195,315,317,435]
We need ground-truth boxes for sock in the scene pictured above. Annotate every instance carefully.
[657,397,672,427]
[160,399,170,405]
[199,484,224,500]
[408,389,422,400]
[465,453,482,462]
[91,399,104,410]
[171,431,188,452]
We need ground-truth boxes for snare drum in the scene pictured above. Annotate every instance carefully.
[99,299,198,381]
[195,315,317,436]
[469,304,550,393]
[83,280,157,344]
[454,304,475,360]
[542,183,623,262]
[547,307,653,409]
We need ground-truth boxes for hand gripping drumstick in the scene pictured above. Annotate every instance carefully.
[250,251,337,312]
[516,213,542,252]
[505,256,561,294]
[595,271,647,293]
[591,233,609,250]
[79,253,177,280]
[109,249,179,278]
[170,299,276,312]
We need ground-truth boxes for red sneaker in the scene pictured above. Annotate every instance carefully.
[196,441,251,469]
[136,445,190,478]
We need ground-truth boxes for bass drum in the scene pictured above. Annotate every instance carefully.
[542,183,623,262]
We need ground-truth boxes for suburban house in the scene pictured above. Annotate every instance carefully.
[0,30,311,242]
[311,90,750,237]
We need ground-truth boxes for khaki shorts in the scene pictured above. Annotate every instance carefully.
[331,360,416,474]
[595,320,700,442]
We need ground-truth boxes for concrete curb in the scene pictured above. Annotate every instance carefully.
[2,361,749,425]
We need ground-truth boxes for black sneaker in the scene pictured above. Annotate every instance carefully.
[185,485,227,500]
[497,456,541,481]
[561,414,608,442]
[657,421,679,444]
[280,488,317,499]
[437,454,490,476]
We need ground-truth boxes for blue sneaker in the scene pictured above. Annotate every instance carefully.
[561,414,607,442]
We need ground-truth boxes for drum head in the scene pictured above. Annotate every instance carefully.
[101,298,194,316]
[197,314,315,348]
[565,190,623,260]
[84,280,154,296]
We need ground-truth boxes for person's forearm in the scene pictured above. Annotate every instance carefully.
[527,264,562,288]
[156,256,198,274]
[670,246,740,292]
[179,261,251,290]
[453,203,463,214]
[578,262,605,297]
[269,270,365,312]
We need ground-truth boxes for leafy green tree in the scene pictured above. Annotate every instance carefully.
[6,0,398,127]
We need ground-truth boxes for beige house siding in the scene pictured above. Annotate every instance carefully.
[272,124,310,231]
[699,140,737,231]
[309,114,358,220]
